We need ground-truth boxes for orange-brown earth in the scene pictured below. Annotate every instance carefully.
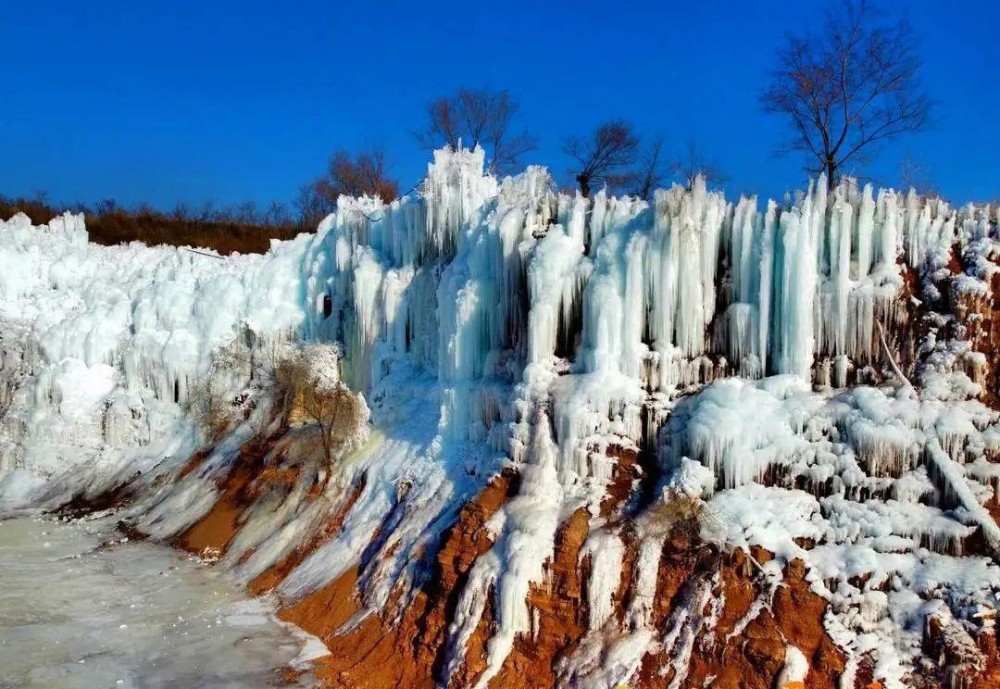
[147,234,1000,687]
[158,421,1000,689]
[164,444,857,688]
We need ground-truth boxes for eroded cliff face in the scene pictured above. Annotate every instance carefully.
[164,451,848,689]
[160,438,1000,689]
[3,149,1000,688]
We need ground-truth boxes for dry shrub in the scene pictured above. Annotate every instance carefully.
[275,344,369,465]
[187,337,368,470]
[642,492,708,549]
[188,332,290,442]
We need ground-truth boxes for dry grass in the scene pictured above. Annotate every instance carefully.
[642,492,708,547]
[0,195,309,255]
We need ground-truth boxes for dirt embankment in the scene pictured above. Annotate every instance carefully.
[164,443,852,689]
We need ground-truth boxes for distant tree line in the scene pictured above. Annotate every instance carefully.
[0,192,303,255]
[5,0,936,253]
[298,91,733,213]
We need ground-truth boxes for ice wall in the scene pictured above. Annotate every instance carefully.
[0,213,312,505]
[1,147,996,686]
[278,151,992,686]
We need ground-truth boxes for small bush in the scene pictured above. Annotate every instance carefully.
[275,344,369,464]
[642,492,707,548]
[187,338,369,469]
[188,333,291,442]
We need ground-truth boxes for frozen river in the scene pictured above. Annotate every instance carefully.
[0,514,321,688]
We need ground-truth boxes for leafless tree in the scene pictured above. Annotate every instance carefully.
[899,151,939,198]
[234,200,258,224]
[132,202,156,217]
[171,201,193,222]
[294,183,331,230]
[674,140,728,190]
[263,200,293,227]
[275,345,368,464]
[564,120,641,198]
[315,147,399,203]
[630,137,669,199]
[95,198,121,215]
[760,0,933,189]
[188,336,265,442]
[415,87,537,175]
[296,148,399,229]
[199,199,218,222]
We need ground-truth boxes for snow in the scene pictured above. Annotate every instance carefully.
[0,211,310,499]
[3,146,1000,686]
[556,627,656,689]
[662,376,813,490]
[777,645,809,687]
[581,528,625,631]
[706,484,822,561]
[684,378,1000,687]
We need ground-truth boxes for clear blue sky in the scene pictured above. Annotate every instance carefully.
[3,0,998,210]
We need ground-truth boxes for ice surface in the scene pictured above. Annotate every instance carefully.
[3,147,1000,686]
[0,515,313,688]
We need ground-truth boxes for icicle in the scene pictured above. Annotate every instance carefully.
[856,184,875,280]
[582,530,625,630]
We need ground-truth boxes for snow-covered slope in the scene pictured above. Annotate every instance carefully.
[2,147,999,688]
[0,212,311,503]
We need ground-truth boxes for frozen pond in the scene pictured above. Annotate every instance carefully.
[0,515,321,688]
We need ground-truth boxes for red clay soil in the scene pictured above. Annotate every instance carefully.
[969,629,1000,689]
[248,472,367,596]
[276,469,520,689]
[172,439,275,556]
[177,449,211,479]
[600,445,640,517]
[212,446,1000,688]
[954,268,1000,409]
[265,454,853,689]
[158,424,1000,689]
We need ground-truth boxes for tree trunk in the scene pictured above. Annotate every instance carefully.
[824,160,837,191]
[576,174,590,198]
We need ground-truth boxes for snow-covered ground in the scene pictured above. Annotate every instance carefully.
[0,514,319,688]
[2,147,999,687]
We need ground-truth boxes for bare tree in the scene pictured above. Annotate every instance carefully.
[132,202,156,217]
[314,147,399,204]
[95,198,121,215]
[295,183,331,230]
[564,120,641,198]
[415,87,537,175]
[760,0,933,188]
[171,201,193,222]
[276,345,369,464]
[199,199,218,222]
[899,151,939,198]
[189,335,270,443]
[631,137,669,199]
[295,148,399,229]
[674,140,728,190]
[234,200,258,225]
[263,200,293,228]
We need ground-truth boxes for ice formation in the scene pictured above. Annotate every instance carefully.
[2,146,1000,687]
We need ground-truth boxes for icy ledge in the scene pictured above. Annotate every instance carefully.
[2,147,999,687]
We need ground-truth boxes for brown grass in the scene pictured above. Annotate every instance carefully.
[0,195,309,255]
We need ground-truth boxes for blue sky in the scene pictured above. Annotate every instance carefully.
[3,0,998,210]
